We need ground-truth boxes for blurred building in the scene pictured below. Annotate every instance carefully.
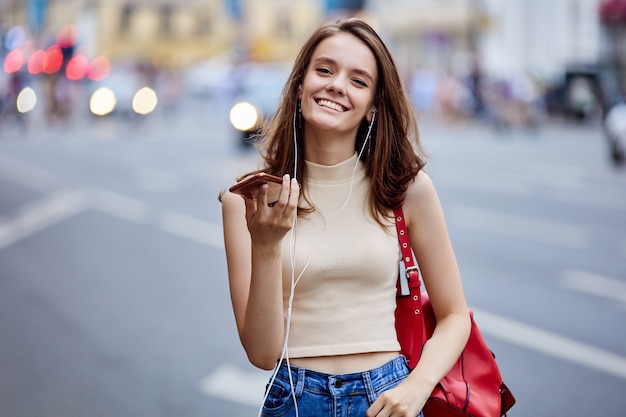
[0,0,610,78]
[96,0,236,67]
[368,0,604,81]
[368,0,488,75]
[227,0,323,62]
[0,0,326,68]
[1,0,238,68]
[479,0,602,80]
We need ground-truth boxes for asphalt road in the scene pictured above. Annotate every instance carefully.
[0,101,624,417]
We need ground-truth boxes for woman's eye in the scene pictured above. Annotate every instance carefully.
[353,79,368,87]
[316,67,331,74]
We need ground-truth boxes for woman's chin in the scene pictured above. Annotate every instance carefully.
[306,114,356,133]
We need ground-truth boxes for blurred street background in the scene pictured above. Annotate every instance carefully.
[1,1,625,416]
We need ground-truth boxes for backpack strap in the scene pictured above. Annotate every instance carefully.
[393,207,426,367]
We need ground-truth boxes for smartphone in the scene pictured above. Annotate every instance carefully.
[229,173,283,203]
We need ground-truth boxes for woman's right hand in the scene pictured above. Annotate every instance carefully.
[243,174,300,245]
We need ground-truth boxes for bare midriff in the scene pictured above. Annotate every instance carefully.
[289,351,400,374]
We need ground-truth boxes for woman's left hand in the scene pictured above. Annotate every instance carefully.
[366,378,427,417]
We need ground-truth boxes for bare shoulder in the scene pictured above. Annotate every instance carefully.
[405,170,437,205]
[222,189,245,207]
[403,171,442,228]
[221,189,246,221]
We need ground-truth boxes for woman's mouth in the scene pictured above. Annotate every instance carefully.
[316,99,347,112]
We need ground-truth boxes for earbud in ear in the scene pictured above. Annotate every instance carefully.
[371,107,377,114]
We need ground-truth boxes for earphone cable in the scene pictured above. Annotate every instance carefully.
[257,110,376,417]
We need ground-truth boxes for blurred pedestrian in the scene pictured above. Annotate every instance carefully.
[44,73,74,125]
[467,55,486,119]
[221,18,470,417]
[0,70,27,132]
[603,101,626,166]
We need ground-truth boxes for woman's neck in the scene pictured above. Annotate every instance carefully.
[303,128,357,165]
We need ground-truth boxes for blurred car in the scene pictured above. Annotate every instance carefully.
[544,63,621,122]
[228,62,292,146]
[88,64,158,118]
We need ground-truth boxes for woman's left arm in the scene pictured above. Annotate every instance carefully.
[367,171,471,417]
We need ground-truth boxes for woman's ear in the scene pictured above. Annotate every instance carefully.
[366,106,377,122]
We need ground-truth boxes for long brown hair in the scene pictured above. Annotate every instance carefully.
[244,18,426,224]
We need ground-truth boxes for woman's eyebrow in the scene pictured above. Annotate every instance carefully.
[352,68,374,83]
[313,56,374,83]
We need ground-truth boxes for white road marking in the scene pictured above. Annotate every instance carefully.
[0,154,61,191]
[0,188,90,249]
[157,210,224,249]
[0,185,224,251]
[560,269,626,305]
[198,363,269,407]
[203,307,626,409]
[448,205,588,249]
[91,189,152,223]
[473,308,626,380]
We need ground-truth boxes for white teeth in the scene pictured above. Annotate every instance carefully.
[317,99,345,112]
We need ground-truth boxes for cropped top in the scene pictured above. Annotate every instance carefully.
[281,153,402,358]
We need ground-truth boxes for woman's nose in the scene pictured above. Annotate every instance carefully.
[327,76,346,95]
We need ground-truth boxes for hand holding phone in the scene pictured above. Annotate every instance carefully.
[229,173,283,203]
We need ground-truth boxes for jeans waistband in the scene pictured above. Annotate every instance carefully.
[274,355,409,402]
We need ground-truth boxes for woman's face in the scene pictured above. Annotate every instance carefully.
[300,32,378,137]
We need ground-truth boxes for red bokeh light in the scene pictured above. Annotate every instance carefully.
[43,45,63,74]
[87,56,111,81]
[56,24,77,48]
[4,49,24,73]
[28,49,46,74]
[66,54,89,80]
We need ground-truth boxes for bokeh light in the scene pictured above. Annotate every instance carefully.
[66,54,89,80]
[229,102,259,131]
[4,26,26,50]
[16,87,37,113]
[87,56,111,81]
[132,87,158,115]
[43,45,63,74]
[4,49,24,73]
[28,49,46,74]
[56,24,77,48]
[90,87,117,116]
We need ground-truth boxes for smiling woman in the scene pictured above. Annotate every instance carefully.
[220,18,470,417]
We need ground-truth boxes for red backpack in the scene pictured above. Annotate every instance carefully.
[394,207,516,417]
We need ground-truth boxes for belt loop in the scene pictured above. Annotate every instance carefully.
[295,367,306,397]
[362,370,377,404]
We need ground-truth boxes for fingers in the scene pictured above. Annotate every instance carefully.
[256,183,271,207]
[243,192,257,223]
[245,174,299,241]
[258,174,299,214]
[288,177,300,208]
[366,384,424,417]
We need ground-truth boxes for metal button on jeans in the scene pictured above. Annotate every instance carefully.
[333,379,342,388]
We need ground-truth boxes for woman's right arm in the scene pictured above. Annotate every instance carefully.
[221,176,299,370]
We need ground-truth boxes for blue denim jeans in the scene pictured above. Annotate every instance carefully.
[261,355,424,417]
